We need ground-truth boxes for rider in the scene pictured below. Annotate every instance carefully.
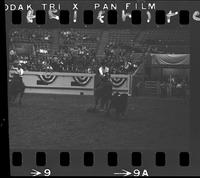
[10,60,24,81]
[98,60,109,77]
[9,60,25,104]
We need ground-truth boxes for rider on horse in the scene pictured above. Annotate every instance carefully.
[9,60,25,105]
[9,60,24,85]
[93,60,112,111]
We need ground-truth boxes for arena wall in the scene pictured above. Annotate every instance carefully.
[10,71,132,96]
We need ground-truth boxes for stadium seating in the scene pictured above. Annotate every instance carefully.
[138,28,189,44]
[9,28,190,74]
[107,29,140,46]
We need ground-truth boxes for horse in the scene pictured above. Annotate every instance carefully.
[8,74,25,105]
[93,73,113,112]
[109,92,128,117]
[88,73,129,118]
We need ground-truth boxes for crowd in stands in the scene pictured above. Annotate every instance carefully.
[10,29,54,43]
[9,29,143,74]
[9,28,190,74]
[9,50,99,73]
[9,50,140,74]
[103,42,143,74]
[9,29,99,73]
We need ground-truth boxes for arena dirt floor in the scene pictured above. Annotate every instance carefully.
[9,94,190,150]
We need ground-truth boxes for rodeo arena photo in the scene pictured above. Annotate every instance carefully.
[8,26,190,150]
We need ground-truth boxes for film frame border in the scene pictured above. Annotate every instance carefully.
[1,0,200,176]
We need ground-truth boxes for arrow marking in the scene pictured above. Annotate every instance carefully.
[30,169,41,176]
[114,169,132,176]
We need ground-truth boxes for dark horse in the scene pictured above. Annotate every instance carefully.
[93,73,113,112]
[8,74,25,105]
[110,92,128,117]
[88,73,128,117]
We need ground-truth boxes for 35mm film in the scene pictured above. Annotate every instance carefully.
[2,0,200,176]
[6,7,200,25]
[10,151,191,176]
[9,9,195,25]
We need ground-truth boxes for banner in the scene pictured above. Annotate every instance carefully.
[9,71,131,95]
[151,54,190,65]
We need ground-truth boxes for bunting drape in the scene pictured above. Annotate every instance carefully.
[151,54,190,65]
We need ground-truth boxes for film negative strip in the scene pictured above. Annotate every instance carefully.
[1,0,200,176]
